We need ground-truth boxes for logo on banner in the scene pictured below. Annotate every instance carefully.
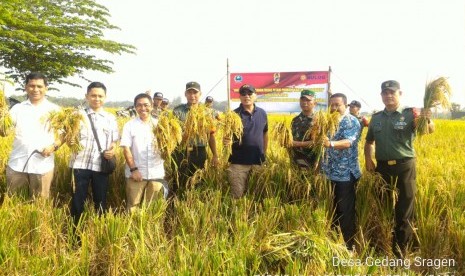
[234,75,243,82]
[273,73,280,84]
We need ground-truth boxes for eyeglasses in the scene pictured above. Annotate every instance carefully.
[240,91,254,96]
[135,103,151,108]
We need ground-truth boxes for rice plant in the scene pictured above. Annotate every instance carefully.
[271,121,293,148]
[0,89,13,136]
[0,115,463,275]
[154,110,182,160]
[46,107,84,153]
[417,77,452,135]
[308,110,340,164]
[181,104,215,149]
[219,109,243,158]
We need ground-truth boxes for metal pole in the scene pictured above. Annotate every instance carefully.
[227,58,230,109]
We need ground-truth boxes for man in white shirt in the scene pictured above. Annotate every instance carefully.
[120,93,167,212]
[69,81,119,226]
[2,72,62,199]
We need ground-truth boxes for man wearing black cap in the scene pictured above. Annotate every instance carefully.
[205,96,220,120]
[152,92,164,118]
[348,100,369,138]
[172,81,219,196]
[365,80,434,257]
[226,84,268,198]
[290,89,318,170]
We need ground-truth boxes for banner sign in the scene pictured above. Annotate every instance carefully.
[229,71,329,113]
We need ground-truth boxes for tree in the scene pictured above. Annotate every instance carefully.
[0,0,135,88]
[451,102,461,112]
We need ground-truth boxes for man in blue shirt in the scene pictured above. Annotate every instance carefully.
[323,92,361,250]
[226,84,268,198]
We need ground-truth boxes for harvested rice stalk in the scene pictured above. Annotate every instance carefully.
[220,109,243,157]
[0,90,13,136]
[417,77,452,135]
[154,111,182,160]
[181,104,215,148]
[308,110,340,165]
[271,121,293,148]
[46,107,84,153]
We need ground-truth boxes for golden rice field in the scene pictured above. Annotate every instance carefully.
[0,112,464,275]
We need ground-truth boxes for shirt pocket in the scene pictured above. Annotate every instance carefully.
[392,120,411,141]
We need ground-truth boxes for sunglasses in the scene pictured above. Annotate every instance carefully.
[239,91,254,96]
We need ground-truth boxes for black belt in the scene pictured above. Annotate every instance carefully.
[377,157,414,166]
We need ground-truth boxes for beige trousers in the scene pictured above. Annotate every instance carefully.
[227,164,260,199]
[125,178,164,212]
[6,166,54,198]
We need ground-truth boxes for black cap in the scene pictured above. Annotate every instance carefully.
[153,92,163,99]
[185,81,201,92]
[381,80,400,91]
[162,98,169,104]
[205,96,213,103]
[239,84,256,94]
[349,100,361,108]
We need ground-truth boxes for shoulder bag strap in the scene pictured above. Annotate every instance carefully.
[86,111,103,153]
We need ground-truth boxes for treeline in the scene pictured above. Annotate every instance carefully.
[6,94,133,108]
[6,94,230,111]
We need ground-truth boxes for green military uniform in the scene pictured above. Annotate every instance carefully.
[366,105,417,256]
[290,112,317,168]
[171,103,209,196]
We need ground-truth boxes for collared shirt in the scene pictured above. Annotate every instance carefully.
[290,112,317,166]
[173,103,214,147]
[8,99,60,174]
[323,114,361,182]
[120,117,165,179]
[70,108,119,171]
[229,104,268,165]
[366,106,416,160]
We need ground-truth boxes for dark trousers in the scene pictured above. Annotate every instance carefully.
[376,158,416,256]
[331,174,359,249]
[70,169,109,225]
[171,146,207,196]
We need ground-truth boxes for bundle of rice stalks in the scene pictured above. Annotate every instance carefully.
[154,111,182,160]
[271,121,293,148]
[417,77,452,135]
[308,110,340,164]
[220,109,243,157]
[0,90,13,135]
[423,77,452,109]
[46,107,84,153]
[182,104,215,148]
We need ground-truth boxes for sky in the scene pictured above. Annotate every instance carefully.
[3,0,465,112]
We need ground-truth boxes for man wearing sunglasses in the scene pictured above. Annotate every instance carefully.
[225,84,268,198]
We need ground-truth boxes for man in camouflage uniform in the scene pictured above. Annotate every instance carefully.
[365,80,434,257]
[151,92,164,118]
[205,96,220,120]
[348,100,369,138]
[290,89,318,170]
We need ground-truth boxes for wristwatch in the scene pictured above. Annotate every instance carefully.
[130,167,138,172]
[330,141,335,148]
